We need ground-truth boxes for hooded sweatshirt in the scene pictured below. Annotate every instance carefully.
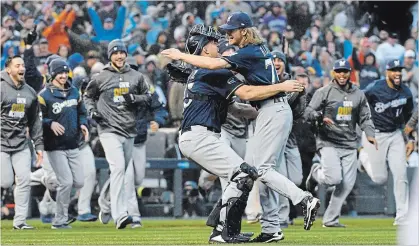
[1,71,44,152]
[38,80,87,151]
[84,63,150,138]
[304,80,375,150]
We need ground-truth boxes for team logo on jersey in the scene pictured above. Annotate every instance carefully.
[227,77,236,85]
[52,99,78,114]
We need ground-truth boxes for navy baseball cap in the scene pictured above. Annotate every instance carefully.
[220,12,253,30]
[218,39,238,54]
[333,59,351,71]
[386,59,405,70]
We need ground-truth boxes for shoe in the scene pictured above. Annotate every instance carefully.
[323,223,346,228]
[208,229,251,244]
[116,215,133,229]
[41,214,53,224]
[131,218,143,229]
[99,211,112,224]
[51,224,72,229]
[77,213,98,222]
[348,210,358,217]
[240,232,254,238]
[289,219,294,225]
[280,222,289,228]
[250,232,284,243]
[306,163,320,193]
[65,216,77,225]
[301,195,320,230]
[13,224,34,230]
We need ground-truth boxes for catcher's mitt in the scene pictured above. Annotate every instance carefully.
[166,62,193,84]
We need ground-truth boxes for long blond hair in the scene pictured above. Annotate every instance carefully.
[239,27,265,47]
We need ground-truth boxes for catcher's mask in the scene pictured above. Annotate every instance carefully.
[186,24,223,55]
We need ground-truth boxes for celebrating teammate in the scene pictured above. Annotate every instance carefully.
[84,39,151,229]
[304,59,376,228]
[38,59,88,229]
[162,12,320,242]
[359,59,414,225]
[1,56,43,230]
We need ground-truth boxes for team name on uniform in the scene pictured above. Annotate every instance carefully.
[374,98,407,113]
[52,99,78,114]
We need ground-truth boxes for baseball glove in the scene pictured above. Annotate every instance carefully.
[166,62,192,84]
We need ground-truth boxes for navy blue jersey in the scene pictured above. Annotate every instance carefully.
[222,44,280,86]
[181,69,243,132]
[364,79,413,132]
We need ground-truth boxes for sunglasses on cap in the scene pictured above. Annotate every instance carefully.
[334,69,350,73]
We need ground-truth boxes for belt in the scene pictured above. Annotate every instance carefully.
[253,96,287,110]
[181,125,220,135]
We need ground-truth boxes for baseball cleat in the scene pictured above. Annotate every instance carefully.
[116,215,133,229]
[323,223,346,228]
[208,229,251,244]
[13,224,34,230]
[77,213,98,222]
[99,211,112,224]
[51,224,72,229]
[302,195,320,230]
[250,231,284,243]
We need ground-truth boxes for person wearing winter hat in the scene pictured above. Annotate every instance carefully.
[38,59,88,229]
[84,39,151,229]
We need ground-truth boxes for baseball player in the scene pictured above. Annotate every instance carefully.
[196,39,262,224]
[162,13,320,243]
[98,86,168,228]
[168,24,306,243]
[84,39,151,229]
[271,51,306,228]
[38,59,88,229]
[1,56,44,229]
[359,59,414,226]
[305,59,376,227]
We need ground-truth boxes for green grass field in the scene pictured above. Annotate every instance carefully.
[1,218,396,245]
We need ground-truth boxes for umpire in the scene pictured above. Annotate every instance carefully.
[84,39,151,229]
[304,59,376,228]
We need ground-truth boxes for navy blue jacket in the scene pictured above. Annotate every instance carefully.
[39,81,88,151]
[364,79,413,133]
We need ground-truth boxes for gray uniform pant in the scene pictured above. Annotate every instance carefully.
[244,100,307,234]
[179,125,247,227]
[99,132,134,223]
[398,168,418,245]
[77,145,96,215]
[47,149,84,226]
[98,143,145,220]
[361,131,409,224]
[277,146,303,224]
[312,147,357,225]
[1,147,32,226]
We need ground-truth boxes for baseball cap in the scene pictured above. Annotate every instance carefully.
[271,2,283,8]
[404,50,416,58]
[333,59,351,71]
[285,25,292,32]
[104,17,114,23]
[217,39,238,54]
[368,35,380,43]
[220,12,253,30]
[389,32,398,39]
[386,59,404,70]
[39,38,48,44]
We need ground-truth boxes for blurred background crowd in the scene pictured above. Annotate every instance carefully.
[1,0,418,218]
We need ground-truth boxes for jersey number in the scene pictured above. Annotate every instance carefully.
[264,59,277,84]
[396,108,403,117]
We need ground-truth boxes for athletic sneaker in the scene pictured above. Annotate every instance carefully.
[116,215,133,229]
[250,232,284,243]
[301,195,320,230]
[40,214,53,224]
[306,163,320,193]
[51,224,72,229]
[323,223,346,228]
[66,216,77,225]
[13,224,34,230]
[99,211,112,224]
[208,229,251,244]
[131,217,143,229]
[77,213,98,222]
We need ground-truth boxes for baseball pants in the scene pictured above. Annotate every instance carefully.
[361,131,409,224]
[179,125,249,227]
[245,100,307,234]
[99,132,134,223]
[398,167,418,245]
[77,145,96,215]
[47,149,84,226]
[277,146,303,224]
[98,142,146,221]
[311,147,357,225]
[1,147,32,227]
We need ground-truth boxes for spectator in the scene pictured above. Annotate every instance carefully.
[67,53,84,70]
[156,31,170,50]
[284,25,300,57]
[356,52,380,90]
[402,50,418,102]
[263,2,287,33]
[87,2,126,43]
[368,35,380,53]
[42,5,75,54]
[375,32,406,74]
[348,37,371,84]
[57,45,69,60]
